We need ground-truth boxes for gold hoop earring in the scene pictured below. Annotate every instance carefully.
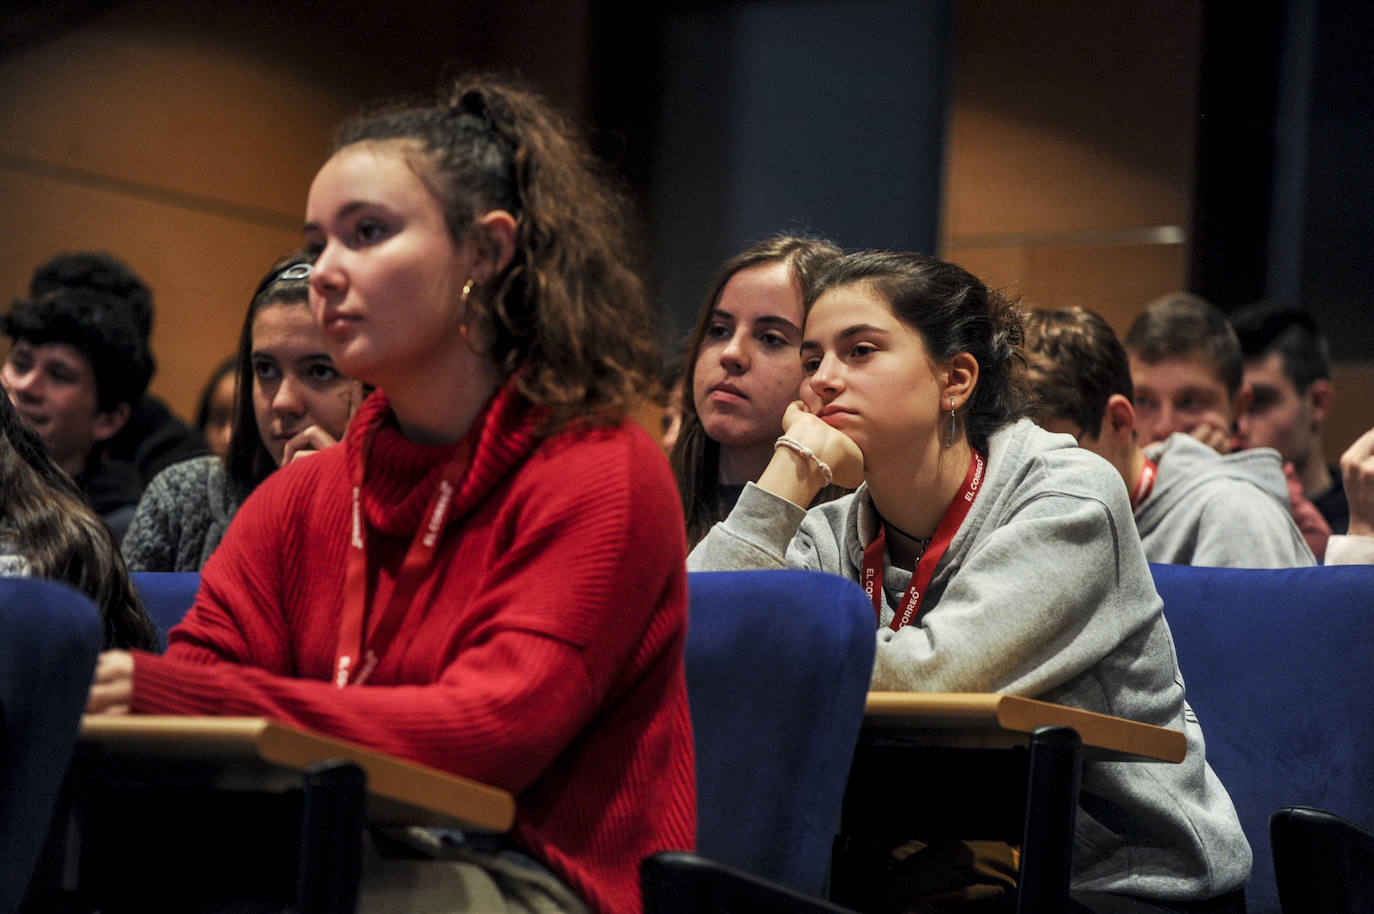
[945,395,957,448]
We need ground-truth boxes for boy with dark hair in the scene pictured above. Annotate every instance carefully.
[1,288,153,538]
[1124,292,1332,558]
[28,252,207,484]
[1230,300,1347,534]
[1024,305,1313,567]
[29,251,153,338]
[1122,293,1248,453]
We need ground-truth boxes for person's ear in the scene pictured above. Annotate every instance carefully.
[471,209,517,281]
[1307,378,1334,426]
[944,352,979,410]
[1101,393,1136,445]
[92,402,132,444]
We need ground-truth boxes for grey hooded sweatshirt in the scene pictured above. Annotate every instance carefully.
[689,418,1251,902]
[1137,433,1315,568]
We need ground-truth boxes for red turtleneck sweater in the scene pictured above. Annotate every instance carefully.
[130,385,695,914]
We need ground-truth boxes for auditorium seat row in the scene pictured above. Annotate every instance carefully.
[4,564,1372,912]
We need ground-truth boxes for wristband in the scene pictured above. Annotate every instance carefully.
[774,435,833,487]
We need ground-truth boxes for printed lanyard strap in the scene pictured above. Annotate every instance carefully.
[334,425,472,688]
[1131,458,1158,511]
[861,449,985,632]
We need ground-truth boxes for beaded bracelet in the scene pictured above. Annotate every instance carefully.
[774,435,834,487]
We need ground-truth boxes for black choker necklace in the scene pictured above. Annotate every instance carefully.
[882,517,930,547]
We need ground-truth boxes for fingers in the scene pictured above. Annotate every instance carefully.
[780,410,865,489]
[346,381,367,423]
[829,438,866,489]
[1341,425,1374,470]
[1188,422,1233,455]
[1281,462,1305,503]
[781,400,810,432]
[282,426,341,464]
[93,649,133,683]
[1341,427,1374,537]
[87,650,134,715]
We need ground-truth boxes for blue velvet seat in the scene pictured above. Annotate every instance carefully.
[130,571,201,645]
[677,569,876,896]
[0,577,103,911]
[1150,563,1374,914]
[647,569,1086,914]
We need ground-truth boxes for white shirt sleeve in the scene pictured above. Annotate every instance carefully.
[1323,534,1374,565]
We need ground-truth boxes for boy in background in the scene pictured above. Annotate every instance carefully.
[1023,305,1313,567]
[1,288,152,538]
[28,252,207,485]
[1124,293,1331,558]
[1230,300,1347,535]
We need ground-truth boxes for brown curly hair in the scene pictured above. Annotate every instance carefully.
[333,73,659,432]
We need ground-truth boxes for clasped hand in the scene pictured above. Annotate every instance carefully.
[1342,426,1374,538]
[86,650,134,715]
[781,401,865,489]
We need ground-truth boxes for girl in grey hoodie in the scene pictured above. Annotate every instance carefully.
[689,251,1250,913]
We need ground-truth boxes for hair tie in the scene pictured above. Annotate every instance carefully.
[452,89,488,121]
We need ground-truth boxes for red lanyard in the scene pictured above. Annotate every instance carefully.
[1130,457,1157,511]
[333,424,474,688]
[861,450,985,632]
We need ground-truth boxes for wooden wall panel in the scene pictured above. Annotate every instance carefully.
[937,1,1374,479]
[1326,364,1374,462]
[0,30,346,220]
[941,0,1201,313]
[0,167,299,409]
[0,0,590,422]
[946,242,1189,335]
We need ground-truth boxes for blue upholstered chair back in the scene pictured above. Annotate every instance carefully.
[0,577,103,911]
[1150,563,1374,914]
[130,572,201,647]
[684,570,876,897]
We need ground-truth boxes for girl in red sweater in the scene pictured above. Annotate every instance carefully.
[88,74,695,913]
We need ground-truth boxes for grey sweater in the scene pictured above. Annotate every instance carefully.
[1138,433,1315,567]
[121,456,247,572]
[689,419,1251,901]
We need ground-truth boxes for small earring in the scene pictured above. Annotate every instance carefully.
[945,395,956,448]
[459,279,475,338]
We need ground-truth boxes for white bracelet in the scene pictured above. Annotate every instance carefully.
[774,435,833,487]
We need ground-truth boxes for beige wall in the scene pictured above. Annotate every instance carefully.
[0,0,589,422]
[940,0,1200,332]
[4,1,1367,458]
[941,0,1371,460]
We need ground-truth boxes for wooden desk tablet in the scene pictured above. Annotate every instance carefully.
[844,692,1186,844]
[862,692,1187,763]
[45,716,516,911]
[77,715,515,831]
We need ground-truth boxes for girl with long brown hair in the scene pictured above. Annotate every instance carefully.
[671,235,843,545]
[0,390,157,650]
[123,251,359,572]
[89,73,693,913]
